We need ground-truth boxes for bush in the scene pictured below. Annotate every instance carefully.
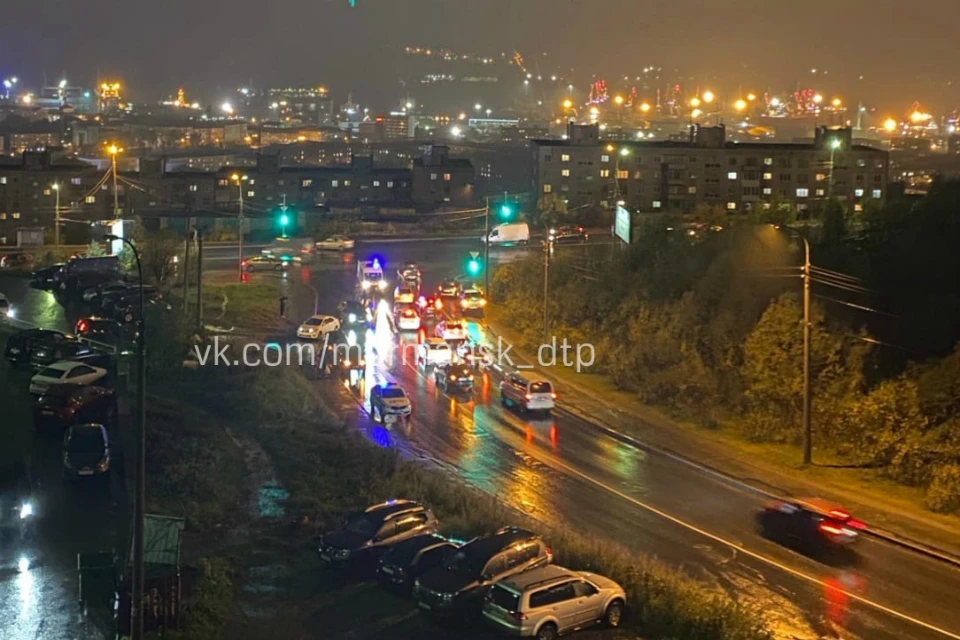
[168,558,237,640]
[925,464,960,514]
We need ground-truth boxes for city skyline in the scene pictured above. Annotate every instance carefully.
[1,0,958,111]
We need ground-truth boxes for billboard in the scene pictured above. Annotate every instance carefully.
[615,204,631,244]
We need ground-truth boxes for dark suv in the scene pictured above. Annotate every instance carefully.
[757,498,865,557]
[414,527,552,615]
[433,363,475,393]
[34,383,116,432]
[29,339,94,370]
[318,499,439,569]
[377,533,459,593]
[4,329,71,366]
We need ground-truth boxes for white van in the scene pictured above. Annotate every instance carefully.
[483,222,530,245]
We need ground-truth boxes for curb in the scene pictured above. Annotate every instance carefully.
[477,320,960,569]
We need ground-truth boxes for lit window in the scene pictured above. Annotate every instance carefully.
[373,180,380,187]
[762,187,772,195]
[816,173,827,182]
[763,158,773,166]
[189,184,198,192]
[443,196,450,202]
[430,173,438,181]
[796,188,809,197]
[763,172,772,180]
[71,177,81,185]
[543,184,552,193]
[652,200,661,209]
[248,179,255,185]
[331,180,339,188]
[727,202,736,210]
[872,189,882,198]
[387,181,394,188]
[601,155,610,163]
[247,190,255,198]
[617,170,629,179]
[561,154,570,162]
[443,173,451,181]
[218,179,228,186]
[815,189,825,196]
[43,189,51,196]
[344,180,351,186]
[11,212,19,219]
[0,213,5,220]
[302,179,313,187]
[854,188,864,197]
[727,171,737,180]
[855,204,864,212]
[85,195,96,203]
[857,158,866,167]
[0,177,6,185]
[688,186,697,194]
[600,169,610,178]
[561,169,570,177]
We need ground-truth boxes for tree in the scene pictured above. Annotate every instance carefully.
[529,193,569,230]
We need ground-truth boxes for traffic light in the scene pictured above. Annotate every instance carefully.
[467,257,482,276]
[499,204,513,219]
[277,209,291,237]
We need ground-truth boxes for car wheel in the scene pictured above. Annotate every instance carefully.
[536,622,558,640]
[604,600,624,628]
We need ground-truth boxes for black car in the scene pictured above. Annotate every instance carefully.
[75,317,124,343]
[433,364,475,393]
[549,225,588,244]
[339,299,369,329]
[318,500,439,569]
[378,534,459,592]
[34,383,116,432]
[413,527,552,615]
[29,339,94,370]
[314,330,365,379]
[31,263,65,289]
[4,328,71,367]
[114,296,171,324]
[756,498,865,556]
[62,423,111,480]
[0,456,34,540]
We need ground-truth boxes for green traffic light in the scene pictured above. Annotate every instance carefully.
[279,214,290,226]
[468,259,481,275]
[500,204,512,219]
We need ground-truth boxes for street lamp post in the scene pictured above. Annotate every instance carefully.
[483,196,490,295]
[52,183,60,249]
[105,233,146,640]
[108,145,122,220]
[231,174,248,282]
[828,138,841,199]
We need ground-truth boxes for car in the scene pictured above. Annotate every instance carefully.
[297,314,341,340]
[5,329,71,366]
[316,235,355,251]
[0,457,34,539]
[29,339,94,370]
[339,299,370,328]
[459,288,487,312]
[458,341,495,371]
[0,292,12,320]
[436,320,466,342]
[414,527,552,615]
[0,252,35,269]
[31,263,65,289]
[30,360,108,396]
[114,295,171,325]
[318,499,438,568]
[314,330,365,378]
[434,363,475,393]
[500,374,556,415]
[756,498,866,555]
[369,382,413,425]
[378,533,460,592]
[75,317,126,343]
[242,255,286,272]
[438,279,460,297]
[82,280,127,304]
[34,383,116,432]
[483,564,625,638]
[419,296,444,321]
[62,423,111,480]
[394,286,416,305]
[417,338,452,369]
[549,225,589,245]
[396,306,421,331]
[483,222,530,245]
[397,262,421,284]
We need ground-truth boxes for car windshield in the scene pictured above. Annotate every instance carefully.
[305,318,324,326]
[444,548,485,578]
[531,382,552,394]
[366,272,382,281]
[452,367,472,377]
[465,291,482,299]
[37,366,67,379]
[344,514,375,537]
[68,429,104,453]
[380,387,406,399]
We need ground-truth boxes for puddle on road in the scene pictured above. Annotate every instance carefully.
[256,481,289,519]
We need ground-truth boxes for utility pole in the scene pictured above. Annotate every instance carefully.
[110,146,120,219]
[52,183,60,249]
[828,139,841,199]
[280,193,289,238]
[182,224,191,314]
[196,230,204,332]
[483,196,490,295]
[542,234,551,344]
[801,237,812,466]
[231,174,247,283]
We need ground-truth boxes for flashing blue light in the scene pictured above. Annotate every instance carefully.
[372,258,381,269]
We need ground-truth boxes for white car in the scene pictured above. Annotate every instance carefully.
[316,235,355,251]
[0,292,12,319]
[396,306,421,331]
[417,338,452,368]
[297,314,341,340]
[459,288,487,311]
[436,320,466,342]
[30,361,108,396]
[370,382,413,424]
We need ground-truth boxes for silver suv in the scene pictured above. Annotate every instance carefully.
[483,565,625,640]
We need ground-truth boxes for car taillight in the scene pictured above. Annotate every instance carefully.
[829,509,851,520]
[509,611,528,621]
[525,393,532,400]
[847,518,866,530]
[819,522,845,535]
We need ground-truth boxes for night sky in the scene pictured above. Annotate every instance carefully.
[1,0,956,111]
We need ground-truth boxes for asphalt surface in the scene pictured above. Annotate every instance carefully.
[3,236,960,640]
[299,238,960,640]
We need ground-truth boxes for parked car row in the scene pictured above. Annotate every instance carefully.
[318,499,626,639]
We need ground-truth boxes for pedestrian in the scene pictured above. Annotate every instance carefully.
[279,295,288,319]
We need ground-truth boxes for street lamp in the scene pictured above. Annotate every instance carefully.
[107,145,123,220]
[813,94,824,105]
[702,90,715,104]
[51,183,61,249]
[230,173,249,282]
[734,99,748,112]
[104,232,146,639]
[689,97,701,108]
[828,138,841,198]
[883,118,898,133]
[639,102,651,114]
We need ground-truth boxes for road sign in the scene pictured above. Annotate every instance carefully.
[469,251,480,259]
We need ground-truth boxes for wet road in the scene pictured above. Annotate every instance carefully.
[302,238,960,640]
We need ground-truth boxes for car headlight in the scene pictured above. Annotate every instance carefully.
[362,281,371,290]
[334,548,351,559]
[348,313,357,323]
[5,308,13,318]
[19,502,33,519]
[442,592,453,603]
[377,280,387,290]
[97,457,109,472]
